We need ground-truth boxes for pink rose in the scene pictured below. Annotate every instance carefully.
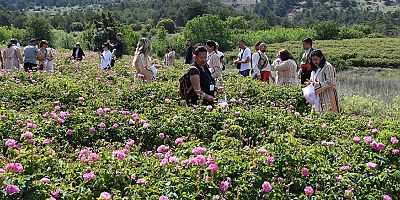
[340,166,351,171]
[89,127,96,132]
[367,121,373,128]
[97,108,104,115]
[364,136,372,143]
[367,162,377,169]
[192,147,207,154]
[304,186,314,196]
[353,137,361,143]
[40,177,51,183]
[112,123,119,129]
[301,167,310,177]
[5,139,16,147]
[219,181,229,192]
[169,156,179,163]
[181,160,189,166]
[6,163,24,173]
[66,129,73,135]
[78,97,85,101]
[136,178,147,185]
[209,163,218,172]
[262,181,272,192]
[159,196,169,200]
[132,113,139,120]
[391,137,399,144]
[206,105,213,111]
[258,148,267,155]
[143,123,149,128]
[165,98,171,104]
[43,139,51,145]
[160,158,169,166]
[100,192,111,200]
[99,122,106,128]
[159,133,165,139]
[157,145,170,153]
[54,106,61,111]
[392,149,399,155]
[383,195,392,200]
[51,188,60,197]
[130,174,136,180]
[266,156,275,164]
[83,172,94,180]
[5,184,20,195]
[16,120,24,125]
[321,124,327,129]
[175,138,184,145]
[21,131,33,139]
[371,129,378,134]
[196,155,206,165]
[113,150,126,161]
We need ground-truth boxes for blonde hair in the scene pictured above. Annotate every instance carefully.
[135,38,152,57]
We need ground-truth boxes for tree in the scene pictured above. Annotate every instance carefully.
[313,20,339,40]
[225,16,249,30]
[70,22,84,32]
[183,14,231,51]
[25,14,53,42]
[156,19,177,34]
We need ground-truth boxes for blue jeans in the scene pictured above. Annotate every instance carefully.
[239,69,250,77]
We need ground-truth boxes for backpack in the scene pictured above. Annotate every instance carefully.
[179,66,198,100]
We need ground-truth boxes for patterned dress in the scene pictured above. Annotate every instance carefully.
[272,59,297,86]
[3,45,22,71]
[311,61,340,113]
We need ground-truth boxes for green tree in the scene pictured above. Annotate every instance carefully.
[183,14,231,51]
[156,19,177,34]
[25,14,53,42]
[225,16,249,30]
[313,20,339,40]
[70,22,84,32]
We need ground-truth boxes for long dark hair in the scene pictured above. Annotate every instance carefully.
[205,40,217,52]
[310,49,326,71]
[7,39,18,48]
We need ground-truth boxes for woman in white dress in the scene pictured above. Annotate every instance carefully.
[164,45,175,67]
[132,38,161,83]
[2,39,23,71]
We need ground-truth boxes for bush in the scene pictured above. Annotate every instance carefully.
[25,14,53,42]
[52,29,76,49]
[156,19,177,34]
[70,22,84,32]
[183,14,231,51]
[338,26,365,39]
[313,20,339,40]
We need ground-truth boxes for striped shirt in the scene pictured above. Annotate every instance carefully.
[311,61,339,113]
[272,59,297,86]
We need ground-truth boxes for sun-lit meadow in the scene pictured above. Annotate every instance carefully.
[0,39,399,200]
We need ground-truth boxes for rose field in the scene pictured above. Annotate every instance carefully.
[0,49,399,199]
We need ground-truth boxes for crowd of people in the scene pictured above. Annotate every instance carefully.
[180,37,339,113]
[0,34,338,113]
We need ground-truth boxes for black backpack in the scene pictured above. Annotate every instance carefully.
[179,66,198,100]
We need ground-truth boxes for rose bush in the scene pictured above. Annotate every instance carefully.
[0,51,399,199]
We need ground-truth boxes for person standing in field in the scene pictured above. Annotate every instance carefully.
[184,39,194,64]
[234,39,251,77]
[164,45,175,67]
[113,33,125,60]
[132,38,161,83]
[23,38,40,72]
[37,40,55,71]
[72,43,85,61]
[252,43,272,83]
[298,38,314,84]
[3,39,23,72]
[215,42,225,70]
[272,49,297,86]
[205,40,222,79]
[99,42,112,70]
[308,49,339,113]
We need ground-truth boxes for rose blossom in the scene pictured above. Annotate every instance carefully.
[383,195,392,200]
[321,124,327,129]
[262,181,272,192]
[66,129,73,135]
[304,186,314,196]
[371,128,378,133]
[364,136,372,143]
[192,147,207,154]
[5,184,20,195]
[175,138,184,145]
[353,137,361,143]
[21,131,33,139]
[159,133,165,139]
[83,172,94,180]
[266,156,275,164]
[100,192,111,200]
[51,188,60,197]
[219,181,229,192]
[301,167,309,177]
[392,149,399,155]
[78,97,85,101]
[40,177,51,183]
[208,164,218,172]
[258,148,267,155]
[391,137,399,144]
[5,139,16,147]
[367,162,377,169]
[340,165,351,171]
[136,178,147,185]
[159,196,169,200]
[6,163,23,172]
[89,127,96,132]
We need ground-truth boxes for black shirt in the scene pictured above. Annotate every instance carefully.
[113,40,124,56]
[186,63,215,105]
[185,46,194,64]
